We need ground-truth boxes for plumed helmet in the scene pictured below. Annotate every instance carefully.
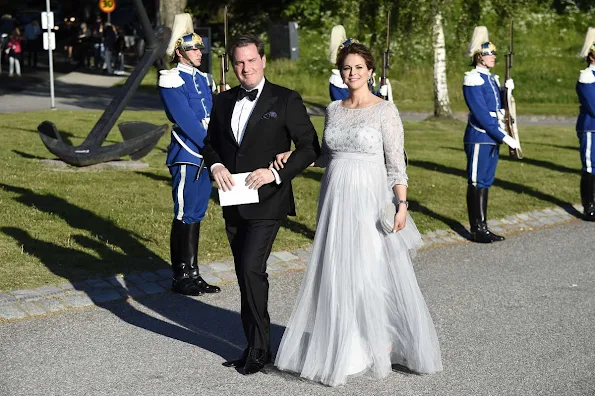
[579,27,595,58]
[328,25,347,64]
[166,13,204,60]
[466,26,497,58]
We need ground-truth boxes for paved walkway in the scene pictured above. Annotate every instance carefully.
[0,203,584,322]
[2,220,594,395]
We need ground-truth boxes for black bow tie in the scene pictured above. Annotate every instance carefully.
[237,88,258,102]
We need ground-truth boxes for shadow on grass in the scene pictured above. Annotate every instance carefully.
[528,142,578,152]
[409,200,471,240]
[0,183,289,362]
[442,147,580,175]
[12,150,47,160]
[409,160,582,219]
[0,183,168,278]
[1,224,286,363]
[135,170,171,184]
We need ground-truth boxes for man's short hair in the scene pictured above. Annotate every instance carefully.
[227,34,265,63]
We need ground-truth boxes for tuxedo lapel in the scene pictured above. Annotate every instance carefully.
[241,81,278,147]
[223,87,239,147]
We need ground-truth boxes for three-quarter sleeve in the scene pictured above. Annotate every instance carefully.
[382,103,408,187]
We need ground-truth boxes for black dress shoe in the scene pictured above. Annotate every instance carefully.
[195,276,221,293]
[223,348,249,368]
[244,348,271,375]
[171,278,204,296]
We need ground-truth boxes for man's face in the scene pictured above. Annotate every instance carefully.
[177,48,202,67]
[232,44,266,90]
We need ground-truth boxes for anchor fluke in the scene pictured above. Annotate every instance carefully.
[38,120,167,167]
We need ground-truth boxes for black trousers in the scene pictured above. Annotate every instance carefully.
[225,210,282,351]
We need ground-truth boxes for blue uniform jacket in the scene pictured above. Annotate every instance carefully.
[159,63,214,167]
[576,65,595,133]
[463,67,507,145]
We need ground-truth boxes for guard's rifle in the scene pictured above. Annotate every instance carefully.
[502,19,523,159]
[380,10,390,100]
[218,5,229,93]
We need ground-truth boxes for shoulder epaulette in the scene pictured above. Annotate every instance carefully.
[329,72,347,88]
[159,69,184,88]
[463,70,484,86]
[578,68,595,84]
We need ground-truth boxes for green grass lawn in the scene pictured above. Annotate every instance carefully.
[0,110,583,291]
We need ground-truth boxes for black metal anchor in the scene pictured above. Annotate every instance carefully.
[37,0,170,166]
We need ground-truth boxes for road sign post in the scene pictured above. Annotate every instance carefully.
[42,2,55,109]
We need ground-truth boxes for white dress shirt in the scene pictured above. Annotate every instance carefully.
[211,78,281,183]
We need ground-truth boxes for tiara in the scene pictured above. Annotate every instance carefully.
[338,38,359,51]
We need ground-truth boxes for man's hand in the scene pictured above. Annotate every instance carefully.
[502,135,520,150]
[212,165,235,192]
[270,151,292,170]
[245,168,275,190]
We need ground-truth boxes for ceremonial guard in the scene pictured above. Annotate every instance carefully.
[463,26,520,243]
[576,28,595,222]
[327,25,389,101]
[159,13,220,295]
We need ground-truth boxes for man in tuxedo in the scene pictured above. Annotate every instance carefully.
[203,34,320,375]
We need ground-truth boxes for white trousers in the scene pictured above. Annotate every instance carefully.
[9,56,21,76]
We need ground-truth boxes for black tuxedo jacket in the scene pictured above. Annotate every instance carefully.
[203,79,321,220]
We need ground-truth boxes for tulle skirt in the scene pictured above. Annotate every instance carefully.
[275,152,442,386]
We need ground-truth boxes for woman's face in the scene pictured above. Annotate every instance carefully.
[340,53,372,91]
[481,54,496,68]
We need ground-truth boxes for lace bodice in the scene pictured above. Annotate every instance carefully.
[320,100,408,187]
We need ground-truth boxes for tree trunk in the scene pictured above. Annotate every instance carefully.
[159,0,188,28]
[432,12,452,118]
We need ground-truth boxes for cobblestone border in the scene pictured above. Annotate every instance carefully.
[0,205,584,322]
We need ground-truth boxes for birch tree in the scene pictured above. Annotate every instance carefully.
[159,0,188,28]
[432,11,452,118]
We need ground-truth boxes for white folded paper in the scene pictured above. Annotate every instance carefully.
[218,172,260,206]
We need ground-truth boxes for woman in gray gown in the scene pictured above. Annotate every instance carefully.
[274,41,442,386]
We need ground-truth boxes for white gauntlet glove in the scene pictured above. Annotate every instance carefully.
[379,81,389,97]
[502,135,520,149]
[504,79,515,92]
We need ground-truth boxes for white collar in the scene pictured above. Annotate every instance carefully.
[176,62,206,77]
[331,69,341,76]
[475,66,491,75]
[589,64,595,71]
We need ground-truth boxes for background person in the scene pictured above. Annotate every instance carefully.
[158,13,220,296]
[6,27,22,77]
[23,20,41,68]
[462,26,519,243]
[576,27,595,221]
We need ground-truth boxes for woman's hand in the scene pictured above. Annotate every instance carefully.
[392,204,407,232]
[270,151,292,170]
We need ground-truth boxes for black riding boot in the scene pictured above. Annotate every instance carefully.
[188,222,221,294]
[467,185,492,243]
[580,172,595,221]
[480,188,505,242]
[170,220,204,296]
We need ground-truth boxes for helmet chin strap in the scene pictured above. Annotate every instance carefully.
[178,47,199,69]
